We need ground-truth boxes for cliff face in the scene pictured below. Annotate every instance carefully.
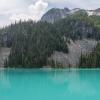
[49,39,97,67]
[41,8,70,23]
[41,8,100,23]
[0,40,97,68]
[0,7,100,68]
[0,47,10,67]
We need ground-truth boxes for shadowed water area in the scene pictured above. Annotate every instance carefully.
[0,69,100,100]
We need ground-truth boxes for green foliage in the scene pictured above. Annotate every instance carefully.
[78,43,100,68]
[1,12,100,68]
[3,21,69,68]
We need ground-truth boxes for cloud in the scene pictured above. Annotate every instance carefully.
[0,0,28,14]
[9,0,48,22]
[66,0,100,9]
[29,0,48,14]
[0,0,100,27]
[45,0,100,10]
[9,14,33,22]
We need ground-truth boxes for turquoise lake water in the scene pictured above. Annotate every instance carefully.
[0,69,100,100]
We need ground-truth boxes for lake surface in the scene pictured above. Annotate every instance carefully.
[0,69,100,100]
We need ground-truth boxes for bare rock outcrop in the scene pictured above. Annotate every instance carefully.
[49,39,97,68]
[0,47,10,67]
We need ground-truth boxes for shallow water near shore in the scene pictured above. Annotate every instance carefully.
[0,69,100,100]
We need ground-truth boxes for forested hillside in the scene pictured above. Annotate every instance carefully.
[78,43,100,68]
[0,10,100,68]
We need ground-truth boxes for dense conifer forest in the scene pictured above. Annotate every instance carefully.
[0,10,100,68]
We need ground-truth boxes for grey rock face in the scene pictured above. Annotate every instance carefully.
[0,47,10,67]
[41,7,100,23]
[93,8,100,15]
[41,8,89,23]
[94,8,100,12]
[41,8,70,23]
[49,39,97,68]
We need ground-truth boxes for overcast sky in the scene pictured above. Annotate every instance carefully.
[0,0,100,27]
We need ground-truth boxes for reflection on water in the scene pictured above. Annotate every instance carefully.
[0,69,10,88]
[0,69,100,100]
[67,70,97,96]
[49,69,98,96]
[49,70,70,84]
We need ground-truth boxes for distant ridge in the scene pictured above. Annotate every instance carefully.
[41,8,70,23]
[41,7,100,23]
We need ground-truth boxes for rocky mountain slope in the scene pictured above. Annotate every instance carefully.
[49,39,97,68]
[41,8,70,23]
[0,47,10,67]
[0,7,100,68]
[41,8,100,23]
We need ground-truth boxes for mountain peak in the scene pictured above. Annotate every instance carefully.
[95,8,100,12]
[41,7,100,23]
[41,8,70,23]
